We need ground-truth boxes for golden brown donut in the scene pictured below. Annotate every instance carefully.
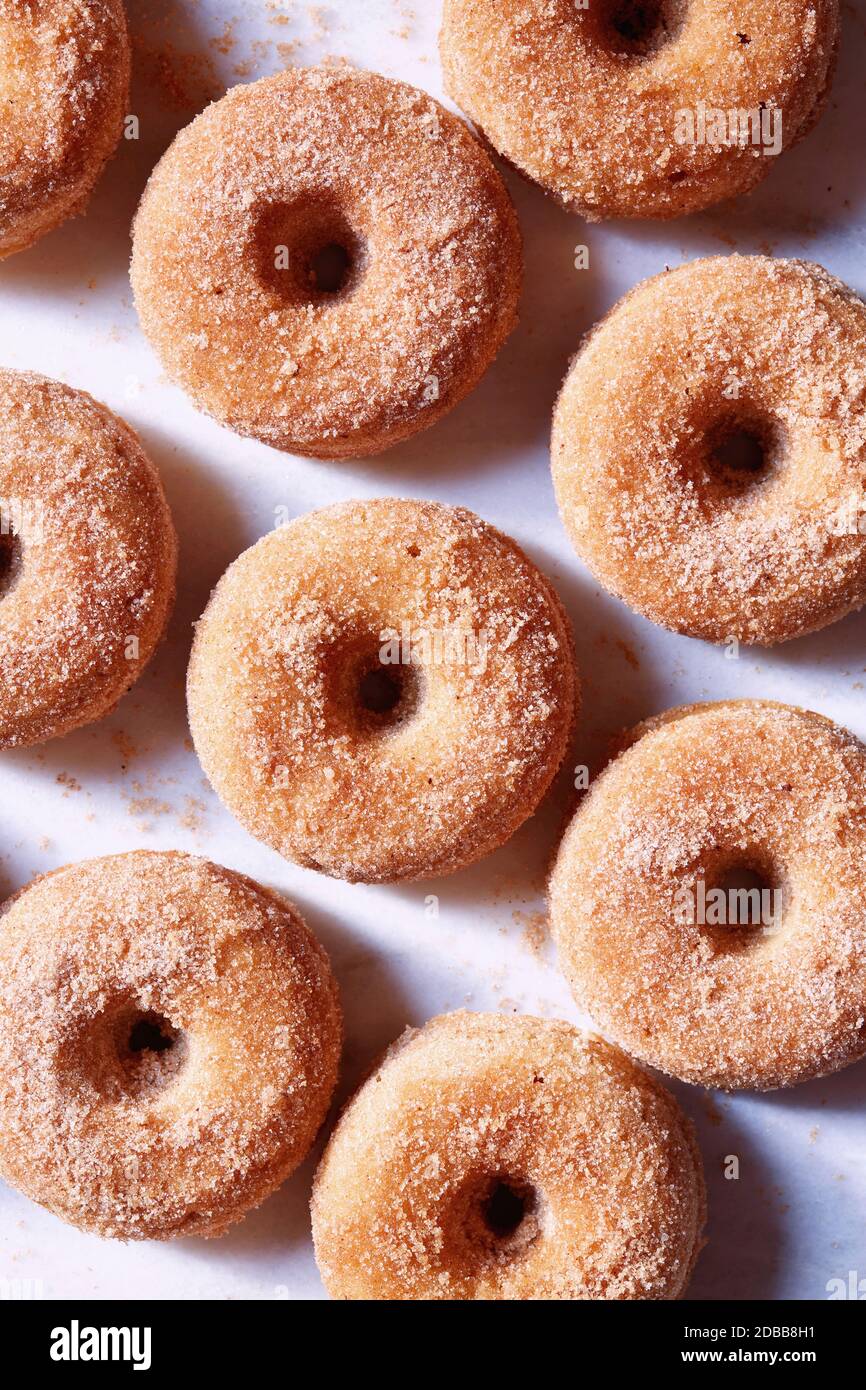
[0,369,177,749]
[131,65,522,459]
[0,0,130,258]
[440,0,839,220]
[552,256,866,645]
[550,700,866,1091]
[187,498,577,883]
[0,851,342,1240]
[311,1012,706,1300]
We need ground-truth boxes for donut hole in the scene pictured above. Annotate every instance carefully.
[355,656,422,732]
[252,197,365,305]
[309,242,352,295]
[482,1178,534,1240]
[691,410,785,503]
[600,0,684,56]
[358,666,403,715]
[0,529,22,599]
[470,1175,542,1257]
[115,1008,186,1096]
[712,428,766,478]
[699,853,784,953]
[127,1013,175,1055]
[64,1003,188,1103]
[324,633,425,737]
[708,418,775,492]
[444,1170,545,1268]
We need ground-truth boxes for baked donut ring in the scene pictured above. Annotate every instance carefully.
[131,65,522,459]
[550,700,866,1091]
[552,256,866,645]
[311,1012,706,1300]
[440,0,839,220]
[0,852,342,1240]
[0,0,130,258]
[0,370,177,748]
[187,498,577,883]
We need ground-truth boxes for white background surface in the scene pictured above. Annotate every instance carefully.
[1,0,865,1302]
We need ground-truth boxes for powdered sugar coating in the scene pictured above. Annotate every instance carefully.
[0,369,177,748]
[187,498,578,883]
[552,256,866,645]
[440,0,838,220]
[311,1011,706,1300]
[0,0,130,257]
[130,64,522,459]
[550,700,866,1091]
[0,851,342,1240]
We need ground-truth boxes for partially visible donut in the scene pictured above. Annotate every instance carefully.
[440,0,839,219]
[131,65,522,459]
[552,256,866,645]
[0,851,342,1240]
[187,498,577,883]
[0,369,177,749]
[549,700,866,1091]
[0,0,130,258]
[311,1012,706,1300]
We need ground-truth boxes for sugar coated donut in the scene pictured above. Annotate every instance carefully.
[188,498,577,883]
[0,851,342,1239]
[0,370,177,749]
[311,1012,706,1300]
[550,700,866,1091]
[441,0,839,220]
[131,65,522,460]
[552,256,866,645]
[0,0,130,258]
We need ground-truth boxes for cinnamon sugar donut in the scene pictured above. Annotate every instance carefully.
[440,0,839,220]
[552,256,866,645]
[311,1012,706,1300]
[0,852,342,1240]
[131,65,522,460]
[0,0,130,258]
[550,701,866,1091]
[187,498,577,883]
[0,369,177,749]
